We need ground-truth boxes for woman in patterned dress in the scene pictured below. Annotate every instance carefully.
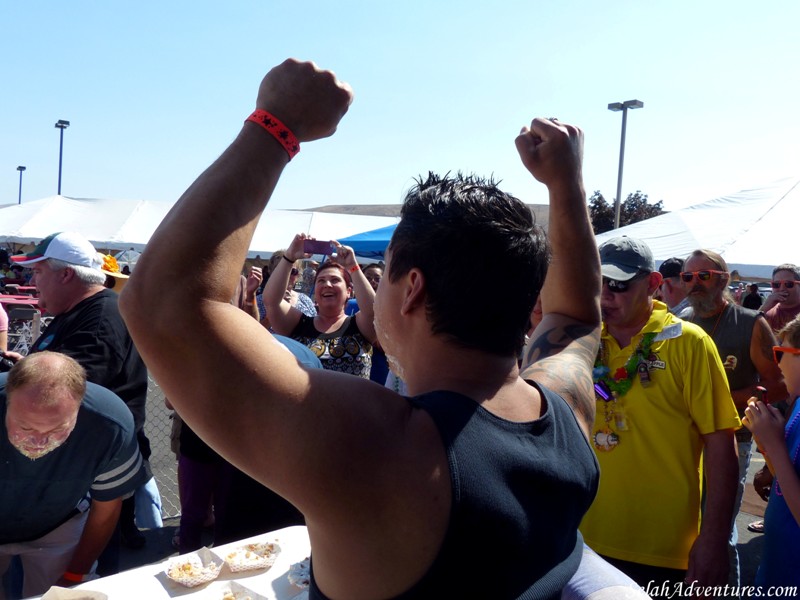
[262,233,377,378]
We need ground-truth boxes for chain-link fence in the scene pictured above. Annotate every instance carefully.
[144,377,181,519]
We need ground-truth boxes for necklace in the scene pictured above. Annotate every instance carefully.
[591,332,656,452]
[692,301,728,340]
[593,332,656,397]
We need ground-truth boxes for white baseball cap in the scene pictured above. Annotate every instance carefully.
[11,232,104,272]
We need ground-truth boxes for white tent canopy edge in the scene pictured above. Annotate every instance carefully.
[0,196,399,259]
[594,176,800,280]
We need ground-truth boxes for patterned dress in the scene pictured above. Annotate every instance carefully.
[290,315,372,378]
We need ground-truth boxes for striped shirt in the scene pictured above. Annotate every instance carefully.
[0,376,147,543]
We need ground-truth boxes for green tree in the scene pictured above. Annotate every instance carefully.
[588,190,664,234]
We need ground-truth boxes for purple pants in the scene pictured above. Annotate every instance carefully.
[177,455,232,554]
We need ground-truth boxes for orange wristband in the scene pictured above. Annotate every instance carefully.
[349,264,360,274]
[246,110,300,160]
[62,571,84,583]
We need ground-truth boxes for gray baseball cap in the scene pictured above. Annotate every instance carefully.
[599,236,655,281]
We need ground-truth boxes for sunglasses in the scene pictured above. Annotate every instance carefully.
[773,346,800,364]
[771,280,800,289]
[290,268,299,276]
[679,270,727,283]
[602,271,649,293]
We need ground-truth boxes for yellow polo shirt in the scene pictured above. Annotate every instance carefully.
[581,301,740,569]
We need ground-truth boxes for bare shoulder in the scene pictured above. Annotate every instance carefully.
[520,314,599,433]
[307,388,451,599]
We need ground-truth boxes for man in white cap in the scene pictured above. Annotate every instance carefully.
[7,232,152,562]
[580,236,740,590]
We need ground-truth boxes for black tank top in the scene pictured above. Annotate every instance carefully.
[684,303,760,394]
[309,382,599,599]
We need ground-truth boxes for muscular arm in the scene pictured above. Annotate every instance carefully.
[515,119,600,434]
[521,320,599,433]
[119,61,414,520]
[61,498,121,581]
[731,317,787,410]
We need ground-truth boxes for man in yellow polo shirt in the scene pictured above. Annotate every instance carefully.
[581,236,740,591]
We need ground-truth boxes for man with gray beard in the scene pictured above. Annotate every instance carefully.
[680,249,787,589]
[0,352,146,598]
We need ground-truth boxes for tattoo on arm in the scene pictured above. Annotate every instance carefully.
[523,323,598,368]
[522,323,599,428]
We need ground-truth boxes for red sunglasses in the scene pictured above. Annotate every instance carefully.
[679,270,727,283]
[773,346,800,364]
[771,280,800,289]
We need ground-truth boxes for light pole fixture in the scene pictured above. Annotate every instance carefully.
[54,119,70,195]
[608,100,643,229]
[16,166,26,204]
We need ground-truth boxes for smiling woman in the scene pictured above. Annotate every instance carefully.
[262,232,378,378]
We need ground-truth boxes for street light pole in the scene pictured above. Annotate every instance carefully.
[608,100,643,229]
[54,119,70,195]
[16,166,26,204]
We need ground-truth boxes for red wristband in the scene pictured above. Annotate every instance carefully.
[246,110,300,160]
[62,571,84,583]
[349,264,360,274]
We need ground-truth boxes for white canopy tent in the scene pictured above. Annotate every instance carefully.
[595,177,800,280]
[0,196,399,259]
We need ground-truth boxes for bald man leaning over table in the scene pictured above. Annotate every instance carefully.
[0,352,146,598]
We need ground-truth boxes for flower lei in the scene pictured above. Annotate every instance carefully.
[593,332,656,398]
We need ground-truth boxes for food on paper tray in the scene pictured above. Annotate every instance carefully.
[288,556,311,589]
[165,548,222,587]
[223,541,281,572]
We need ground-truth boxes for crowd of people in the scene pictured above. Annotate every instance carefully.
[0,57,798,599]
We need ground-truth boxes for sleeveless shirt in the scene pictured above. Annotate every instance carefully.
[684,303,760,394]
[290,314,372,379]
[309,383,599,599]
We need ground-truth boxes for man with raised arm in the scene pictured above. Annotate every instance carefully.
[121,59,600,599]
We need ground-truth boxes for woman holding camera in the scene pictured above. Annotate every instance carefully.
[263,233,376,378]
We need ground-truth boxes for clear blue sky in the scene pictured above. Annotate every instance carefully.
[3,1,798,214]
